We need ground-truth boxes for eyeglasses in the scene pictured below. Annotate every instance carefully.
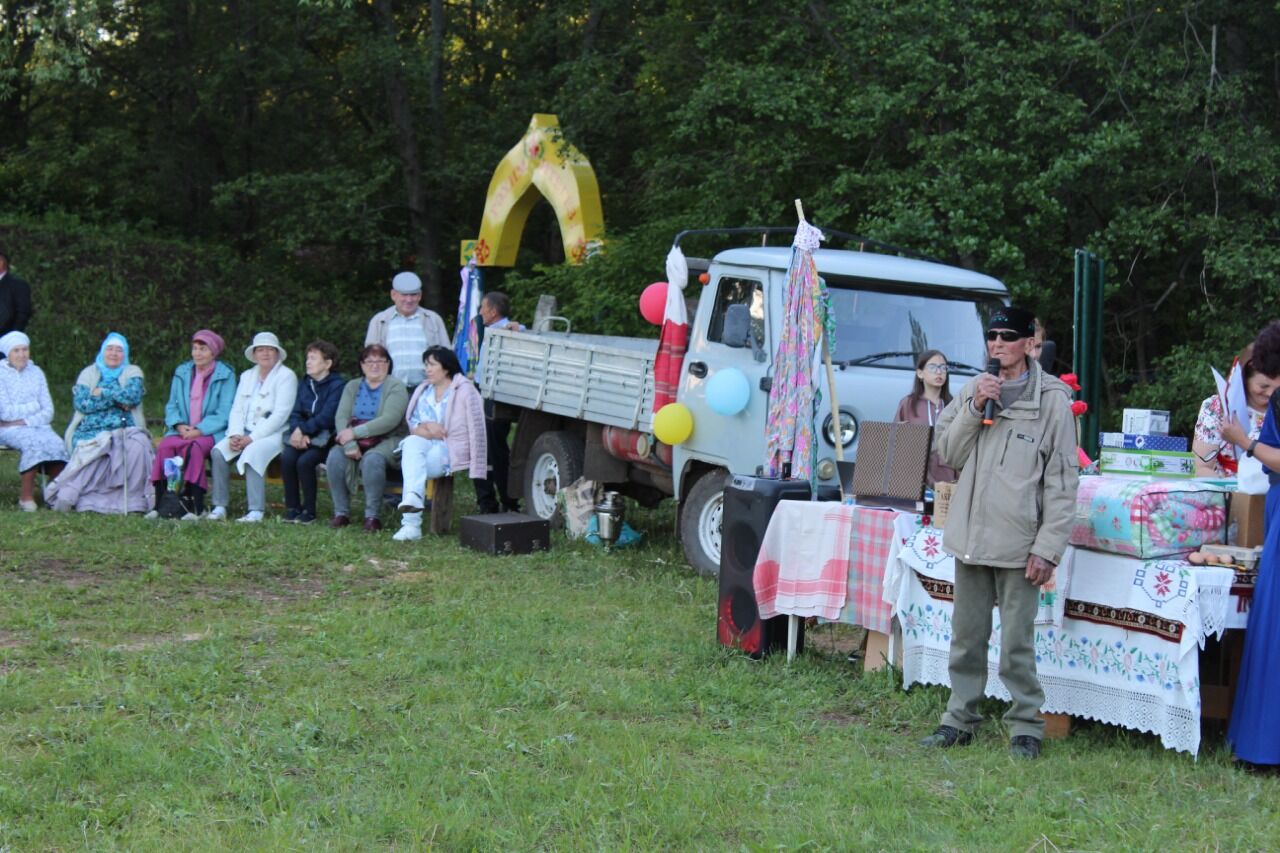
[362,358,390,366]
[986,330,1026,342]
[923,364,949,374]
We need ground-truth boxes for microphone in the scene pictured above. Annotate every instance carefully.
[982,358,1000,426]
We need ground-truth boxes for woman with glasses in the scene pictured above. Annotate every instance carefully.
[326,344,408,532]
[894,349,958,486]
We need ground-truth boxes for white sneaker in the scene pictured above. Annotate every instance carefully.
[237,511,264,523]
[18,499,37,512]
[180,512,201,521]
[391,522,422,540]
[208,506,228,521]
[144,509,159,520]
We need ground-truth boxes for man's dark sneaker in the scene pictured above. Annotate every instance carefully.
[296,510,316,525]
[329,514,351,529]
[919,725,973,748]
[283,508,301,523]
[1010,735,1041,759]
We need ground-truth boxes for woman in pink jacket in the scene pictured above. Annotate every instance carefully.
[394,346,488,541]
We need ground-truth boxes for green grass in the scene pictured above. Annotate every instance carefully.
[0,459,1276,850]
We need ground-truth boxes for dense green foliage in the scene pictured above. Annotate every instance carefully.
[3,1,1279,429]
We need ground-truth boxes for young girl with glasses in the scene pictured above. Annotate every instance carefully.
[894,349,958,486]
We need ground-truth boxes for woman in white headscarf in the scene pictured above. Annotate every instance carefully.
[0,331,68,510]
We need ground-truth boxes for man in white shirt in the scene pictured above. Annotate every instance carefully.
[364,271,449,388]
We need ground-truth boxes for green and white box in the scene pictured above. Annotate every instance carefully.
[1098,446,1196,478]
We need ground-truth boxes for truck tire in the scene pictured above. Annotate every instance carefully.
[680,469,728,578]
[524,431,585,527]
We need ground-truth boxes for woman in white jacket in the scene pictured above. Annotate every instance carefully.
[210,332,298,521]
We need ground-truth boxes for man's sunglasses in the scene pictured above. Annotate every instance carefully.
[986,330,1026,342]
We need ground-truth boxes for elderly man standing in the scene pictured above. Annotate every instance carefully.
[364,271,449,389]
[0,249,34,336]
[919,306,1079,760]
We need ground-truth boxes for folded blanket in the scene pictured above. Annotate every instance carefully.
[1071,476,1228,558]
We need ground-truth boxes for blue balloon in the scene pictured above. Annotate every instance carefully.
[706,368,752,416]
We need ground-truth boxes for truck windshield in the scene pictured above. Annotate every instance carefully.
[826,285,1004,374]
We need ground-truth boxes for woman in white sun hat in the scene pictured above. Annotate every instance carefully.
[209,332,297,522]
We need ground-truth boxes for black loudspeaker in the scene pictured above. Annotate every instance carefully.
[717,476,840,657]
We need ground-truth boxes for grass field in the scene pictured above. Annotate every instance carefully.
[0,459,1276,850]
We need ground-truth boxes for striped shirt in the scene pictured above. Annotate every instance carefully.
[386,312,428,387]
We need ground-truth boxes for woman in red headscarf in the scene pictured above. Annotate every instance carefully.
[147,329,236,519]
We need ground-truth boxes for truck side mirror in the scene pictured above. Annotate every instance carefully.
[722,304,751,348]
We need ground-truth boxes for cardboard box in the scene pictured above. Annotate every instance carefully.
[1098,446,1195,478]
[1098,432,1188,452]
[1229,492,1267,548]
[1122,408,1171,435]
[931,481,955,529]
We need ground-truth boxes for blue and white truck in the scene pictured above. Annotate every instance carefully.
[477,231,1009,576]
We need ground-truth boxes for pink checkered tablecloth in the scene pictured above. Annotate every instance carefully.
[751,501,896,632]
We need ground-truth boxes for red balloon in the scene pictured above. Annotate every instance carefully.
[639,281,668,325]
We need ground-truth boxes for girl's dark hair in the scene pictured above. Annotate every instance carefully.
[423,345,462,378]
[306,339,340,372]
[907,349,953,410]
[358,343,391,371]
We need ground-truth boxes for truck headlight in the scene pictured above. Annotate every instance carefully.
[822,410,857,447]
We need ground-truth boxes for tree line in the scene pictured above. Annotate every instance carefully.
[2,0,1277,430]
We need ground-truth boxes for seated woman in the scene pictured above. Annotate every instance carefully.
[0,332,67,510]
[1193,343,1280,478]
[148,329,235,519]
[326,344,408,532]
[280,340,344,524]
[45,332,153,514]
[394,346,488,541]
[894,349,957,487]
[210,332,298,522]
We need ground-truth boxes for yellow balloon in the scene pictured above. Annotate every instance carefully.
[653,402,694,445]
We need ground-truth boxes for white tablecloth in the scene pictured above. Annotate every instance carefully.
[885,523,1234,756]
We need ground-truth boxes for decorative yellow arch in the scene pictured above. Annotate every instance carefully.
[459,113,605,267]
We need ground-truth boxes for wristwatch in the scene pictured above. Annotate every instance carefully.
[1247,438,1259,458]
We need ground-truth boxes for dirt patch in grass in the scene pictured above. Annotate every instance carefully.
[22,559,143,588]
[110,631,209,652]
[816,710,869,727]
[0,630,24,648]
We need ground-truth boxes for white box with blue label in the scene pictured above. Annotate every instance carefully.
[1099,432,1189,452]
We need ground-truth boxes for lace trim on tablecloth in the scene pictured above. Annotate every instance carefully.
[902,645,1201,755]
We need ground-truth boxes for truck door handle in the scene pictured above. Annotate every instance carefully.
[759,376,772,392]
[688,361,707,378]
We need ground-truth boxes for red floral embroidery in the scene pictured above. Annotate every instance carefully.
[1153,571,1172,597]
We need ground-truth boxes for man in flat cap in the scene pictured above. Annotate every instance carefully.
[364,271,449,389]
[919,305,1079,760]
[0,249,34,336]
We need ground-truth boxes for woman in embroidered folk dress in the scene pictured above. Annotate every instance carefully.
[0,332,67,509]
[46,332,154,514]
[894,349,958,487]
[392,346,487,541]
[1221,321,1280,768]
[1193,343,1280,478]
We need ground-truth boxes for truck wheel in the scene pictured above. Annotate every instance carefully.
[524,431,584,527]
[680,470,728,578]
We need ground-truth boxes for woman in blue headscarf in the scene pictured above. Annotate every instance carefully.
[45,331,154,514]
[66,332,147,447]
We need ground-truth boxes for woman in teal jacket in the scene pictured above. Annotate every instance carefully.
[147,329,236,519]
